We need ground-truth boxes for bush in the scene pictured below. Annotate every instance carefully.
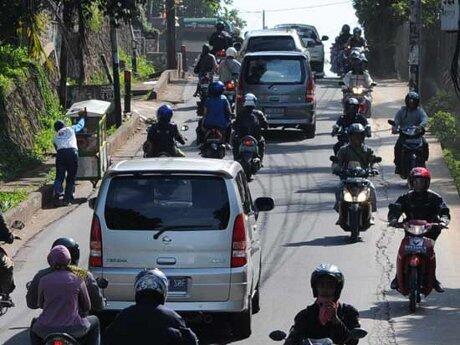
[443,148,460,194]
[428,111,457,146]
[0,190,28,212]
[424,90,456,115]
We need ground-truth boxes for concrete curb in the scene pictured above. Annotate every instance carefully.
[146,69,178,100]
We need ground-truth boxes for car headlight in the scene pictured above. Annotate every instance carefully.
[343,191,353,202]
[356,190,369,202]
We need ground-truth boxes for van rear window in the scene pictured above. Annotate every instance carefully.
[104,175,230,231]
[244,57,306,84]
[247,36,296,52]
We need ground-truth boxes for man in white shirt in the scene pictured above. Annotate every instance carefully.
[53,114,85,206]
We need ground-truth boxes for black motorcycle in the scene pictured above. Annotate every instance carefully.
[269,327,368,344]
[332,124,371,156]
[331,157,381,242]
[196,73,213,116]
[200,128,226,159]
[388,120,426,180]
[235,135,262,179]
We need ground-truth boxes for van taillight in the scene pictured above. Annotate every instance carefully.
[306,76,315,103]
[89,215,103,267]
[231,214,247,267]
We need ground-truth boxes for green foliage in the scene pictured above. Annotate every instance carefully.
[0,45,31,93]
[107,125,117,136]
[88,70,109,85]
[220,7,246,30]
[428,111,457,146]
[424,90,457,116]
[86,2,105,32]
[119,50,155,81]
[443,148,460,195]
[0,190,28,212]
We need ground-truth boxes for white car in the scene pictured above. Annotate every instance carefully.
[88,158,274,337]
[274,24,329,78]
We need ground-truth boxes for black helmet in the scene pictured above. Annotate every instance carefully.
[52,237,80,265]
[216,21,225,31]
[345,97,359,117]
[353,27,362,36]
[54,120,65,132]
[405,91,420,108]
[311,263,344,300]
[342,25,350,34]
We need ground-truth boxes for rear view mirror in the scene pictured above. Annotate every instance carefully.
[233,42,242,51]
[349,328,368,340]
[321,35,329,41]
[269,330,287,341]
[255,197,274,212]
[88,197,97,210]
[388,119,396,126]
[96,277,109,289]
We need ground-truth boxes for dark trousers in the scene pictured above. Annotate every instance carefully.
[0,250,14,295]
[54,148,78,201]
[30,315,101,345]
[394,136,429,168]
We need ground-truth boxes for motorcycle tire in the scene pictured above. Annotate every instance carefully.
[348,209,360,242]
[409,267,418,313]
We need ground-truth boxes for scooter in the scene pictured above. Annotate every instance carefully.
[331,124,372,156]
[269,327,368,344]
[196,72,213,116]
[143,125,189,158]
[388,119,427,180]
[344,86,374,118]
[330,157,381,242]
[389,219,447,312]
[235,135,262,179]
[223,79,237,110]
[200,128,226,159]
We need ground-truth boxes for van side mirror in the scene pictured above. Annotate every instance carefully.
[88,197,97,210]
[233,42,242,51]
[321,35,329,41]
[96,277,109,289]
[255,197,274,212]
[388,119,396,126]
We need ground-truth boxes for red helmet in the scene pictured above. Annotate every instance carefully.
[409,167,431,192]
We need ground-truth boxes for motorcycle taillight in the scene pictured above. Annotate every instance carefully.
[243,139,253,146]
[217,49,226,57]
[225,81,235,91]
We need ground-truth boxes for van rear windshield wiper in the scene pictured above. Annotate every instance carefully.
[153,225,213,239]
[268,83,276,89]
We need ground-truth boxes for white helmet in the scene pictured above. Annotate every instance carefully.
[226,47,237,58]
[243,93,258,107]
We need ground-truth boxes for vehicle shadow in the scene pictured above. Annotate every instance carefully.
[283,235,353,247]
[3,329,29,345]
[264,129,305,143]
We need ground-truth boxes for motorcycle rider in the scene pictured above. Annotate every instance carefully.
[30,245,100,345]
[335,25,352,49]
[26,237,104,313]
[347,27,367,49]
[284,264,361,345]
[388,167,450,293]
[332,98,370,155]
[343,55,374,91]
[334,124,379,224]
[232,93,268,160]
[209,21,232,55]
[105,268,198,344]
[218,47,241,84]
[391,91,429,174]
[0,211,16,304]
[193,44,218,97]
[144,105,186,157]
[201,81,233,146]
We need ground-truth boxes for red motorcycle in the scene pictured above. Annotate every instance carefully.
[391,220,447,312]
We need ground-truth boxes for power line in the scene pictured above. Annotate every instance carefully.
[239,1,351,14]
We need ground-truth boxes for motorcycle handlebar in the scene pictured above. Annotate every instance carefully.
[389,221,448,230]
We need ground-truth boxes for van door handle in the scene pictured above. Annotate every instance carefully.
[156,257,177,265]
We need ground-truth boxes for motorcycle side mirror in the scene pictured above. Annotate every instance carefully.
[330,155,339,163]
[180,125,189,131]
[255,197,275,212]
[233,42,242,51]
[349,328,368,340]
[96,277,109,289]
[387,119,396,126]
[371,82,377,87]
[322,35,329,41]
[88,197,97,210]
[338,81,345,86]
[269,330,287,341]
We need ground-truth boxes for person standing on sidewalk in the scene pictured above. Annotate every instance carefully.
[53,111,85,206]
[0,210,16,303]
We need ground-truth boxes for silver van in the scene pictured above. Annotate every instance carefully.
[236,51,316,138]
[88,158,274,337]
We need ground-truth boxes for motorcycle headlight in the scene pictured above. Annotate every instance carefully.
[352,87,363,94]
[356,190,369,202]
[343,191,353,202]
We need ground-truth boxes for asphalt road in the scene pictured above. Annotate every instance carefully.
[1,79,459,345]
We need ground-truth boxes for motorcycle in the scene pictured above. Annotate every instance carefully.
[331,124,372,156]
[389,219,448,312]
[200,128,226,159]
[143,125,189,158]
[343,85,374,118]
[330,158,381,242]
[44,333,80,345]
[196,73,213,117]
[223,79,237,110]
[269,327,368,344]
[235,135,262,179]
[388,119,426,180]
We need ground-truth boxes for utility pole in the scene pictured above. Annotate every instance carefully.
[408,0,422,93]
[110,18,122,127]
[262,10,266,29]
[166,0,177,69]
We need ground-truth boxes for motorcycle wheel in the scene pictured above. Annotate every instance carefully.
[348,209,360,242]
[409,267,418,313]
[241,160,252,180]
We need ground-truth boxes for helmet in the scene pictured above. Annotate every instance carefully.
[209,81,225,96]
[226,47,237,58]
[353,27,362,36]
[344,97,359,117]
[347,123,366,135]
[349,50,361,61]
[202,43,211,55]
[311,263,344,300]
[243,93,258,108]
[52,237,80,265]
[157,104,173,123]
[409,167,431,192]
[347,123,366,145]
[47,245,71,268]
[134,268,169,304]
[342,24,350,34]
[54,120,65,132]
[405,91,420,108]
[216,21,225,31]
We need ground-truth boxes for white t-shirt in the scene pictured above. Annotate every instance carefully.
[54,127,78,150]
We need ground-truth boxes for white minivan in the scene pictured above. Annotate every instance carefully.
[88,158,274,337]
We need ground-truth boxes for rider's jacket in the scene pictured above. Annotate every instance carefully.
[204,95,232,128]
[393,106,428,129]
[337,144,376,170]
[347,36,367,48]
[336,33,352,48]
[234,109,268,141]
[0,211,13,243]
[218,58,241,83]
[209,30,232,53]
[147,122,186,153]
[336,114,369,131]
[343,71,373,89]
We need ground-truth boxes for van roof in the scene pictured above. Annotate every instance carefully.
[243,51,307,58]
[247,29,297,37]
[274,24,315,30]
[108,158,241,178]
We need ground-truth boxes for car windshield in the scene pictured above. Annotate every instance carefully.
[247,36,296,52]
[104,175,230,230]
[244,57,306,84]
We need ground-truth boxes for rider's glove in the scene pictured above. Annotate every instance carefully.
[388,219,398,227]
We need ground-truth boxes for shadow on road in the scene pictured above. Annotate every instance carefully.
[264,129,306,143]
[3,329,29,345]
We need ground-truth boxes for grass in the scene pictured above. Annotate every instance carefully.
[0,190,28,212]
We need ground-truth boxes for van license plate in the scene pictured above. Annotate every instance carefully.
[265,107,284,115]
[168,277,188,293]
